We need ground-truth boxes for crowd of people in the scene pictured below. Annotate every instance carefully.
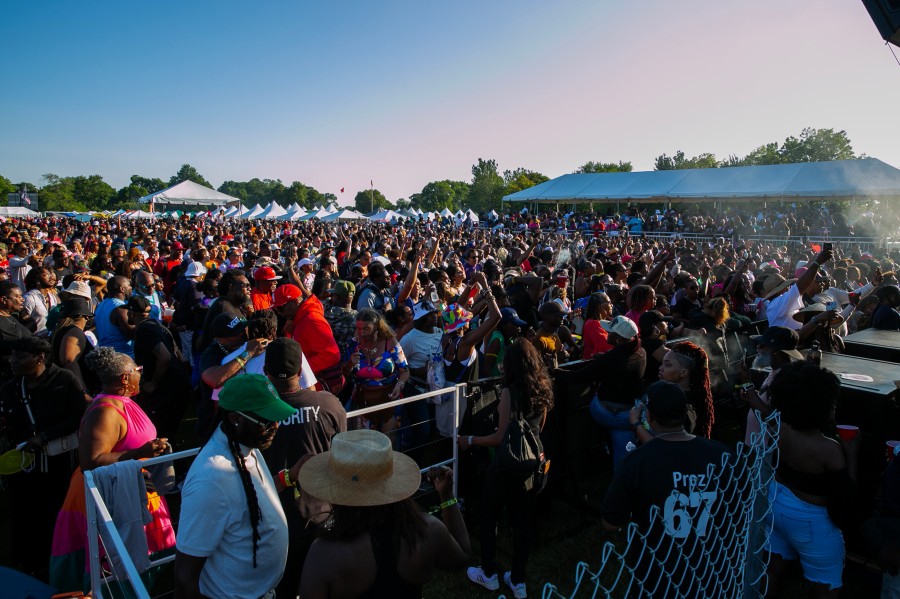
[0,204,898,598]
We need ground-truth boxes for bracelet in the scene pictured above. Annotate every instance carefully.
[467,435,474,446]
[428,497,459,514]
[278,469,296,488]
[235,357,246,369]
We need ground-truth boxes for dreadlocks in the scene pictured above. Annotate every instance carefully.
[224,419,263,567]
[669,340,714,438]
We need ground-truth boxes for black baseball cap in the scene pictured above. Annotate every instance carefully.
[127,296,151,313]
[645,381,688,424]
[211,313,248,338]
[265,338,303,379]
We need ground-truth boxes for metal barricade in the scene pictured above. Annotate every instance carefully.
[83,385,465,598]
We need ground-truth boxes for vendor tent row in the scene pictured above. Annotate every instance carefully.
[502,158,900,204]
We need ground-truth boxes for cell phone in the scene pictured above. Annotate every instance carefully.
[738,382,754,392]
[823,243,832,252]
[430,291,440,303]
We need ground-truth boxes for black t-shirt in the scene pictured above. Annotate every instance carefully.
[602,437,729,598]
[134,319,177,379]
[262,388,347,522]
[0,315,33,380]
[561,338,647,406]
[196,341,230,442]
[641,337,665,387]
[52,324,100,395]
[672,297,701,321]
[0,364,86,446]
[197,297,243,354]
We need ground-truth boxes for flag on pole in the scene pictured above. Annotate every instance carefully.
[20,189,30,205]
[370,180,374,188]
[340,187,344,193]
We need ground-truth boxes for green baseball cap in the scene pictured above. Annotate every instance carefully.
[328,280,356,297]
[218,374,296,422]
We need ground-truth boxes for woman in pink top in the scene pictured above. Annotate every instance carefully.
[50,347,174,593]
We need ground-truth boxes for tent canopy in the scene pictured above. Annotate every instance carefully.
[0,206,40,217]
[502,158,900,203]
[138,180,238,207]
[322,209,368,222]
[259,202,287,219]
[370,209,402,222]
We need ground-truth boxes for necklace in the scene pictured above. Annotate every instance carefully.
[655,430,689,440]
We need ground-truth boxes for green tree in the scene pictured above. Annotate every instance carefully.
[0,175,15,206]
[574,161,633,174]
[654,151,719,171]
[779,127,855,163]
[168,164,212,188]
[116,174,167,205]
[73,175,116,210]
[395,198,412,211]
[413,180,470,212]
[502,168,549,197]
[354,189,390,213]
[469,158,504,212]
[39,174,85,212]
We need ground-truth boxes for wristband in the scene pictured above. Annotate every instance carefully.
[467,435,473,446]
[279,469,296,488]
[235,357,246,369]
[440,497,458,510]
[239,350,251,361]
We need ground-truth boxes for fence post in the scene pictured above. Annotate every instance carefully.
[452,383,465,499]
[85,471,105,599]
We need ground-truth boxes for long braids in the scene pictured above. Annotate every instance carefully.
[225,422,262,567]
[670,341,714,438]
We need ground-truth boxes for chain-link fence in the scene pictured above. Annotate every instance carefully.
[538,411,780,599]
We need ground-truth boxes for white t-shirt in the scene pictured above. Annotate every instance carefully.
[401,327,443,370]
[766,285,803,331]
[177,427,288,599]
[211,344,317,401]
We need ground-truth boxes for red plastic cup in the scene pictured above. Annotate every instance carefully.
[836,425,859,442]
[887,440,900,463]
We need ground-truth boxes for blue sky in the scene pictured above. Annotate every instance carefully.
[3,1,899,205]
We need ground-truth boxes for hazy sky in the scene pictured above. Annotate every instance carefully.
[3,0,899,205]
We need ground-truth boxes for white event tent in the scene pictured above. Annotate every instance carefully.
[322,209,368,222]
[300,208,332,221]
[245,204,265,219]
[259,202,287,220]
[138,180,239,210]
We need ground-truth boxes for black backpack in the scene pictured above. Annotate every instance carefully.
[494,388,547,492]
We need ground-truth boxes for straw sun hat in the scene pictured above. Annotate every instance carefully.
[299,430,421,507]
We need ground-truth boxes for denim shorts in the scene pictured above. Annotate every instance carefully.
[766,480,844,589]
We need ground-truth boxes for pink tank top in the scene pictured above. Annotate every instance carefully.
[86,394,157,452]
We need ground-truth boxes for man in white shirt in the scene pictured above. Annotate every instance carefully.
[175,375,295,599]
[398,300,442,449]
[765,248,832,331]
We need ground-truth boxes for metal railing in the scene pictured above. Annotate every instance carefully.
[82,385,465,598]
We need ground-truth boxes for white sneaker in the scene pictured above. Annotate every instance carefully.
[467,566,499,591]
[504,571,527,598]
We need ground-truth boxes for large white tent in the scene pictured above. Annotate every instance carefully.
[400,208,419,218]
[127,210,155,219]
[138,180,239,208]
[0,206,40,217]
[245,204,265,219]
[259,202,288,220]
[503,158,900,205]
[439,208,453,217]
[322,209,368,222]
[465,209,479,222]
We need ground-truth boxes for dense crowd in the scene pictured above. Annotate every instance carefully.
[0,206,899,598]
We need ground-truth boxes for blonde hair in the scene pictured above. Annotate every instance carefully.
[705,297,730,327]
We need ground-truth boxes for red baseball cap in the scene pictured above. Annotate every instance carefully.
[171,242,185,251]
[273,284,301,307]
[253,266,282,282]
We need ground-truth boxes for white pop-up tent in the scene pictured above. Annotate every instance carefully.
[259,203,287,220]
[245,204,265,219]
[138,180,239,209]
[369,209,402,222]
[278,207,308,221]
[465,209,479,222]
[322,209,368,222]
[300,208,332,221]
[439,208,453,217]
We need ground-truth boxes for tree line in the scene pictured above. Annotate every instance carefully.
[1,127,857,215]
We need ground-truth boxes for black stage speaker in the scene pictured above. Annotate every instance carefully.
[862,0,900,47]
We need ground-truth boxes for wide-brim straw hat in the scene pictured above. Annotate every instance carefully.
[764,276,796,300]
[298,430,421,507]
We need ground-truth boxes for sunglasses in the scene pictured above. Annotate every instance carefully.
[237,412,277,430]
